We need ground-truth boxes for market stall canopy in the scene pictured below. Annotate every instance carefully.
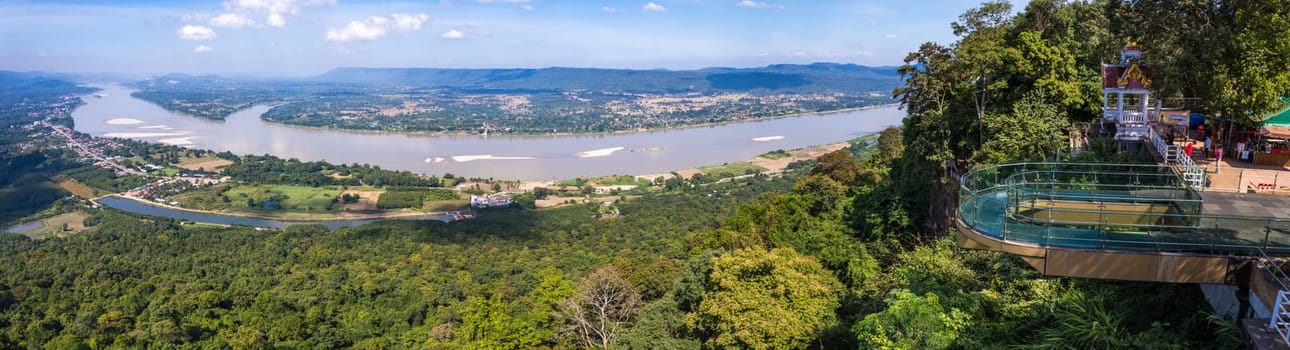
[1258,97,1290,138]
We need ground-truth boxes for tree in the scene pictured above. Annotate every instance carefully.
[978,92,1070,164]
[853,289,970,350]
[532,187,552,200]
[791,175,849,220]
[810,150,863,186]
[686,248,842,349]
[876,127,905,164]
[557,267,640,349]
[454,294,546,349]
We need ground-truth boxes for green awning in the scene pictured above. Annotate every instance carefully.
[1261,97,1290,126]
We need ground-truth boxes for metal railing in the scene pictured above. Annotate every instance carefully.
[1263,248,1290,343]
[1143,123,1205,189]
[959,162,1290,256]
[1102,109,1157,124]
[1270,291,1290,344]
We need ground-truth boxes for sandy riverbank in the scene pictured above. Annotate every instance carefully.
[104,118,145,125]
[752,135,785,142]
[450,154,538,162]
[158,136,198,146]
[575,146,626,158]
[103,131,188,138]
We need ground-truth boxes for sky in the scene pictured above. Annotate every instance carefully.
[0,0,997,77]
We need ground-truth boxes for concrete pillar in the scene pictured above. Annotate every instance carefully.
[1141,93,1149,116]
[1118,93,1125,122]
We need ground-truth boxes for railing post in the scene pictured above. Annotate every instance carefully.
[1266,224,1273,252]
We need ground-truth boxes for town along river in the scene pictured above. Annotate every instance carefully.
[72,84,905,181]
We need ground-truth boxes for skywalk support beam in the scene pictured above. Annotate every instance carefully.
[957,217,1234,283]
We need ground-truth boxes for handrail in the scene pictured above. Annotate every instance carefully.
[958,162,1290,256]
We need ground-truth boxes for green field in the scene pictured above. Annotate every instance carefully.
[224,184,343,211]
[21,212,90,239]
[604,176,651,187]
[423,199,470,212]
[698,162,768,178]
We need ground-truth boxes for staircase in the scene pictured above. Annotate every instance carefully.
[1271,291,1290,345]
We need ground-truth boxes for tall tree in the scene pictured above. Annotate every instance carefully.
[557,267,641,349]
[686,248,842,349]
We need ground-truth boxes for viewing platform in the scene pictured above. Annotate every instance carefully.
[956,162,1290,282]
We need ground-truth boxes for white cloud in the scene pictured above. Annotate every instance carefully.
[441,29,464,39]
[177,25,217,40]
[193,45,214,53]
[884,33,898,39]
[326,13,430,43]
[391,13,429,31]
[476,0,529,3]
[266,13,287,27]
[643,2,666,12]
[601,6,618,12]
[736,1,783,10]
[221,0,336,28]
[520,4,534,11]
[210,13,256,28]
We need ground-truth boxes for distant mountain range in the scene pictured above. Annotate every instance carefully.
[308,63,901,94]
[0,71,96,104]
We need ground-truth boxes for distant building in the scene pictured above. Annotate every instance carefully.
[470,192,513,208]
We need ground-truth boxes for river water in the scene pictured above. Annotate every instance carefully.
[72,84,905,180]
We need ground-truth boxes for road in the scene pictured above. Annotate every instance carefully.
[46,123,145,176]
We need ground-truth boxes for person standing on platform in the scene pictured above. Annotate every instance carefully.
[1215,146,1224,173]
[1185,141,1195,160]
[1197,123,1205,141]
[1238,141,1247,163]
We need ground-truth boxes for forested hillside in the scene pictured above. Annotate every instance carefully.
[0,132,1239,348]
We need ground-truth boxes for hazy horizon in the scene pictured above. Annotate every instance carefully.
[1,61,905,81]
[1,0,995,77]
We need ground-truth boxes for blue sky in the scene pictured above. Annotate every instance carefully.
[0,0,997,76]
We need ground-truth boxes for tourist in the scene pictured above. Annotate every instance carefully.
[1215,146,1224,173]
[1197,123,1205,140]
[1238,140,1247,162]
[1185,140,1194,160]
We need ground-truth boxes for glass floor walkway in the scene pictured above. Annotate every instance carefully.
[959,163,1290,256]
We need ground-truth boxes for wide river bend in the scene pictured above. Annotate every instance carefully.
[72,84,905,180]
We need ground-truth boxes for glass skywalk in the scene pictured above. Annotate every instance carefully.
[959,162,1290,255]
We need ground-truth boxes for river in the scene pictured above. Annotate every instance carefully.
[72,84,905,180]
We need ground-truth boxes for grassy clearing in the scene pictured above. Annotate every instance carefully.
[24,211,90,239]
[697,162,767,178]
[556,175,651,187]
[340,189,383,211]
[424,200,470,212]
[53,176,95,198]
[224,184,343,211]
[176,156,233,171]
